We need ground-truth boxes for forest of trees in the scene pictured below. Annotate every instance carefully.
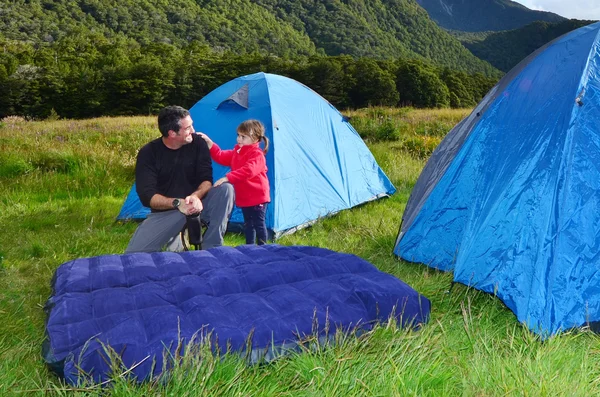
[0,32,498,119]
[2,1,592,119]
[0,0,500,74]
[0,0,512,119]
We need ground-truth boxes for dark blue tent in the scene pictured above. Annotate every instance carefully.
[394,22,600,336]
[118,73,396,238]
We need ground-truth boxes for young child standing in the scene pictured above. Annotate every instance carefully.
[199,120,270,245]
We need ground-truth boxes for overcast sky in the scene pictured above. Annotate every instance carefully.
[512,0,600,21]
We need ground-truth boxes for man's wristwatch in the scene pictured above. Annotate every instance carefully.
[172,198,181,209]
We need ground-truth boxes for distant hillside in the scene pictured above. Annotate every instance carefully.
[0,0,499,76]
[462,20,595,72]
[0,0,317,57]
[416,0,565,32]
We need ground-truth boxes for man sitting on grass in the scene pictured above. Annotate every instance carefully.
[125,105,234,253]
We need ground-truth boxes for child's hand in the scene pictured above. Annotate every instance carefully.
[214,176,229,187]
[198,132,213,149]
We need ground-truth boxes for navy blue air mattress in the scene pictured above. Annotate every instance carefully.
[43,244,430,384]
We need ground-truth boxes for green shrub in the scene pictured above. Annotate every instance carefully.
[365,107,388,119]
[376,119,400,141]
[352,114,401,142]
[32,151,80,174]
[415,121,453,137]
[351,118,378,141]
[400,136,441,159]
[46,108,61,121]
[0,155,33,178]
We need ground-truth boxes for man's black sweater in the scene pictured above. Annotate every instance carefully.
[135,134,213,209]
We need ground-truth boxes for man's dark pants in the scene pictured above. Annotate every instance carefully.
[125,183,234,253]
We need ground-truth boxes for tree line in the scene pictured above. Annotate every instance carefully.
[0,32,499,119]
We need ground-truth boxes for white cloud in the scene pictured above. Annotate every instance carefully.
[513,0,600,20]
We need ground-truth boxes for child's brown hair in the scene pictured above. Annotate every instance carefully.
[237,119,269,154]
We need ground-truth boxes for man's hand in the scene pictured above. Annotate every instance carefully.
[214,176,229,187]
[182,194,203,215]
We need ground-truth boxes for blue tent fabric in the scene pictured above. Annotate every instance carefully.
[117,182,149,220]
[394,22,600,337]
[117,72,396,237]
[43,244,430,385]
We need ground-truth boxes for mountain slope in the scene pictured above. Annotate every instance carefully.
[253,0,499,75]
[416,0,565,32]
[0,0,500,76]
[462,20,595,72]
[0,0,318,57]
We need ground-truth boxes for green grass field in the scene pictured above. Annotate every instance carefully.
[1,109,599,396]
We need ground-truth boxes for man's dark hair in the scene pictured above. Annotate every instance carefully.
[158,106,190,137]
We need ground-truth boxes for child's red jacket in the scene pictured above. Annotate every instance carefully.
[209,142,270,207]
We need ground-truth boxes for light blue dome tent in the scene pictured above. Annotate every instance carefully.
[395,22,600,336]
[119,72,396,237]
